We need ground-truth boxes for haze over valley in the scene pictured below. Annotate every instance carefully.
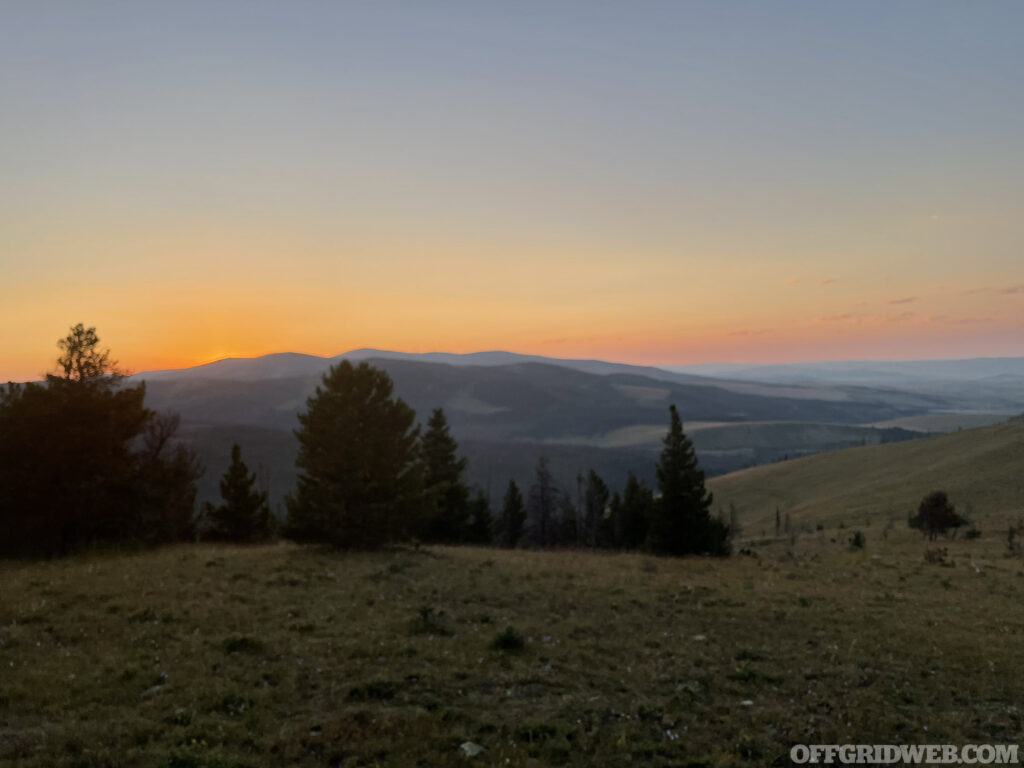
[134,349,1024,512]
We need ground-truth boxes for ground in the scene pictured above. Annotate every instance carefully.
[2,531,1022,767]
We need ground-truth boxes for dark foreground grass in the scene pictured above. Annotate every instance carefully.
[2,532,1023,767]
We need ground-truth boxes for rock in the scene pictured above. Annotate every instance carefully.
[459,741,486,758]
[141,685,163,699]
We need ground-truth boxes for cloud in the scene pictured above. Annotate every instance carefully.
[812,313,857,324]
[946,316,993,325]
[885,312,916,323]
[889,297,918,305]
[962,287,988,296]
[999,285,1024,294]
[728,329,772,337]
[785,278,799,286]
[818,278,839,286]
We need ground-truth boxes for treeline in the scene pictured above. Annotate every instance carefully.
[0,325,729,558]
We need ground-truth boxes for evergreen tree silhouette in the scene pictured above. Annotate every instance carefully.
[495,479,527,547]
[205,444,271,542]
[420,408,471,542]
[285,361,422,548]
[648,404,729,556]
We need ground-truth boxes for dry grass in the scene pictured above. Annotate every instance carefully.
[709,421,1024,535]
[2,532,1023,767]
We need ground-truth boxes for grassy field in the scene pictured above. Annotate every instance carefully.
[709,420,1024,535]
[3,530,1024,767]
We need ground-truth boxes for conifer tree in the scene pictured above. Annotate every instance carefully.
[495,479,527,547]
[599,491,621,548]
[205,444,271,542]
[648,404,729,556]
[617,472,655,549]
[0,324,200,557]
[557,493,580,546]
[581,469,609,547]
[527,456,560,547]
[420,408,471,542]
[285,361,422,548]
[465,490,494,544]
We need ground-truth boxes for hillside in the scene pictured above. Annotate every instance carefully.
[709,420,1024,535]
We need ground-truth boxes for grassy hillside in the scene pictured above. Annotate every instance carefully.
[709,421,1024,535]
[3,535,1024,767]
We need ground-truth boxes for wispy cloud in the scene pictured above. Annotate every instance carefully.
[885,311,916,323]
[812,313,857,324]
[962,287,988,296]
[889,296,918,305]
[946,316,993,325]
[728,329,772,337]
[785,278,799,286]
[818,278,839,286]
[999,285,1024,294]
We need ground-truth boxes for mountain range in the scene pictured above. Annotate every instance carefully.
[134,350,1024,513]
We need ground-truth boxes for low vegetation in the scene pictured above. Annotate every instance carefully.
[709,420,1024,535]
[3,530,1024,767]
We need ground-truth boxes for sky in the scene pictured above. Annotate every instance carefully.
[2,1,1023,381]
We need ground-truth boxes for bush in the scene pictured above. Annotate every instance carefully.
[491,626,525,652]
[909,491,966,540]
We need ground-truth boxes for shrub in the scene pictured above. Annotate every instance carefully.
[909,491,966,540]
[491,626,525,652]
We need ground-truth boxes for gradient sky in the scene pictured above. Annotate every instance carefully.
[2,1,1023,381]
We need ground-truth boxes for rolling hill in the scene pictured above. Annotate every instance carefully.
[138,354,948,511]
[708,420,1024,536]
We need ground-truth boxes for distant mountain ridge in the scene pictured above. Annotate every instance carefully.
[130,348,1022,514]
[137,348,716,387]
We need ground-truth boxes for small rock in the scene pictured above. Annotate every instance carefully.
[740,699,754,707]
[459,741,486,758]
[141,685,163,699]
[692,634,707,641]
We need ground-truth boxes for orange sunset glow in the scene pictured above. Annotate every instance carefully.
[2,3,1023,380]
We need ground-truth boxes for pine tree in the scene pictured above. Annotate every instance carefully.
[557,493,580,546]
[0,324,200,557]
[465,490,493,544]
[600,491,622,548]
[285,361,422,548]
[495,479,527,547]
[581,469,609,547]
[205,444,271,542]
[616,472,654,549]
[527,456,560,547]
[648,404,729,556]
[420,408,471,542]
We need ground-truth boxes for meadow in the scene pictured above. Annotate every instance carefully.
[2,528,1022,767]
[709,420,1024,533]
